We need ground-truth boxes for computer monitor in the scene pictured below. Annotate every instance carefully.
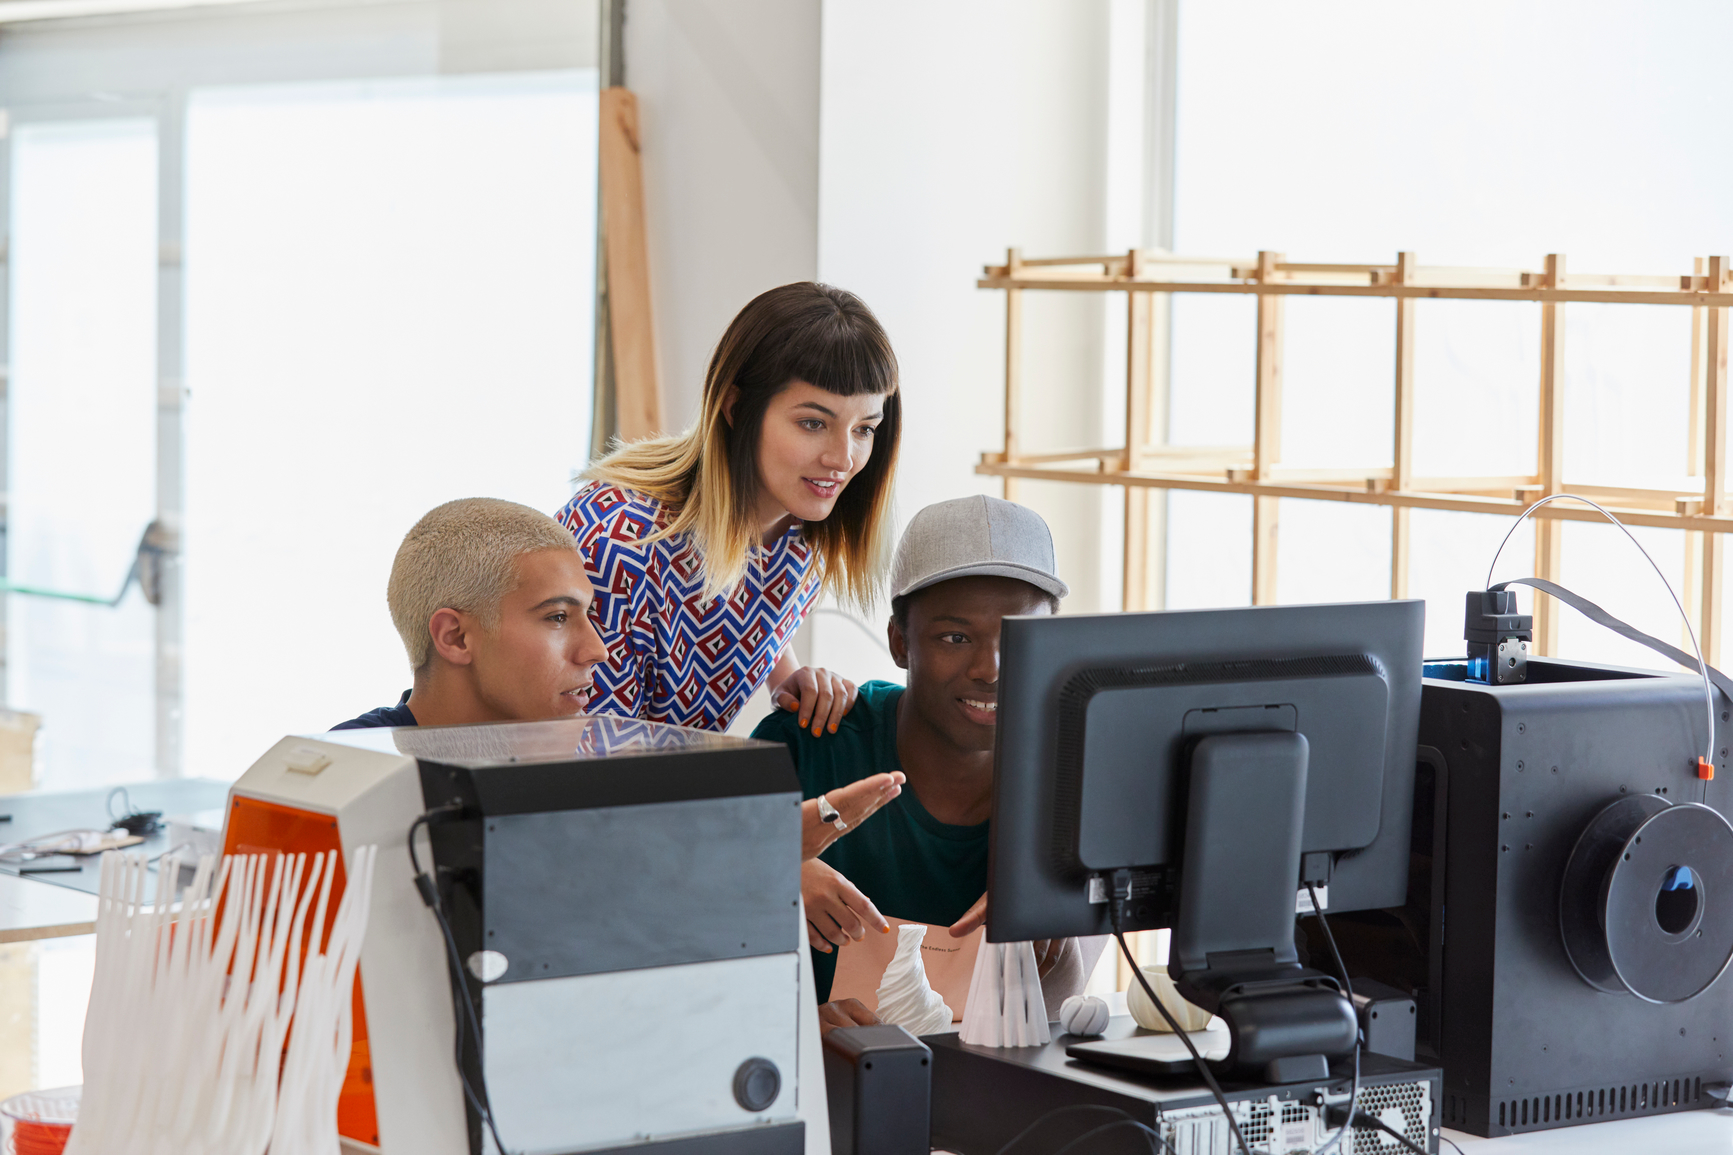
[987,600,1423,1079]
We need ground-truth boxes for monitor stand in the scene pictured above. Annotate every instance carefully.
[1076,730,1358,1084]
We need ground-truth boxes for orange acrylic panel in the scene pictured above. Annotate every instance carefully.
[224,794,380,1148]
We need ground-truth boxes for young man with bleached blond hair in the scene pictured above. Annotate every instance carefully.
[334,497,610,729]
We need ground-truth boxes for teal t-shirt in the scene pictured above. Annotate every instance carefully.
[751,680,989,1002]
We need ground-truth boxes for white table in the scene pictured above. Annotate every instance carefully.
[1445,1109,1733,1152]
[0,872,97,943]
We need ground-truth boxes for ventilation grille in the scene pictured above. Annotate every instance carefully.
[1352,1080,1432,1154]
[1157,1076,1430,1154]
[1496,1077,1704,1132]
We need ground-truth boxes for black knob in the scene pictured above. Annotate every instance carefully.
[733,1057,781,1112]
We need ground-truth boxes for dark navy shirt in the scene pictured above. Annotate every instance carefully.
[332,690,417,730]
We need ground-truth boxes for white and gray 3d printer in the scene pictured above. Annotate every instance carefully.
[222,715,829,1155]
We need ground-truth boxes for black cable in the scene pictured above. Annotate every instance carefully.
[993,1103,1124,1155]
[1111,908,1257,1155]
[992,1104,1172,1155]
[107,786,161,836]
[1306,883,1361,1155]
[1439,1134,1467,1155]
[1048,1117,1163,1155]
[408,808,509,1155]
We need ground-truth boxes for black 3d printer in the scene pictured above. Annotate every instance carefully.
[1328,557,1733,1138]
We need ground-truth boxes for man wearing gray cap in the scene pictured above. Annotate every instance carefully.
[754,494,1100,1032]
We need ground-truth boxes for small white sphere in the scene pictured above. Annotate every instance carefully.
[1058,994,1110,1037]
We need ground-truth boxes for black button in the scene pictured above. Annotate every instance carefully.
[733,1057,781,1112]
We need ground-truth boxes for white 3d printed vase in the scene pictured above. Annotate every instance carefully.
[875,924,955,1036]
[958,940,1051,1048]
[1126,966,1215,1032]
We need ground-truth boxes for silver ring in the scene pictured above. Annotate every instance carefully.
[816,794,847,832]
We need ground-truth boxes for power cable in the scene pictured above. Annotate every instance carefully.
[1305,883,1361,1155]
[1487,493,1715,770]
[991,1103,1172,1155]
[1111,903,1257,1155]
[408,808,510,1155]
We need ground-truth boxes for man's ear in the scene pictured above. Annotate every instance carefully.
[888,616,909,671]
[721,384,742,428]
[427,607,478,667]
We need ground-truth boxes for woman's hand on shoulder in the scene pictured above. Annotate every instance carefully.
[771,665,858,736]
[801,772,905,859]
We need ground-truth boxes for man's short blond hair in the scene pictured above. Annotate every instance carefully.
[387,497,580,670]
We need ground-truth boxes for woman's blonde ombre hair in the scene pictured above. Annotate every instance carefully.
[587,282,900,608]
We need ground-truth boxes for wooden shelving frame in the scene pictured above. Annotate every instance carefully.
[978,249,1733,660]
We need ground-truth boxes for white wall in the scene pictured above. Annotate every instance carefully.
[817,0,1123,623]
[624,0,822,430]
[630,0,1140,701]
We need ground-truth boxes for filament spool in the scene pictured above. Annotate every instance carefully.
[1,1087,79,1155]
[1560,795,1733,1002]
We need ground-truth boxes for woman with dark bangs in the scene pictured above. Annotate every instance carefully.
[557,282,907,845]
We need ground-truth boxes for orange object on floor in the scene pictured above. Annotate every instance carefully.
[12,1120,72,1155]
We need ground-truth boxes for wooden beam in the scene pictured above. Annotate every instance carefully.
[1124,251,1152,474]
[1232,466,1392,484]
[1253,251,1284,605]
[974,274,1733,309]
[1686,258,1708,652]
[1392,252,1417,600]
[1124,250,1154,609]
[974,460,1733,534]
[1533,255,1566,655]
[1551,482,1707,510]
[1704,535,1725,669]
[1704,255,1730,665]
[1004,247,1024,503]
[599,87,661,439]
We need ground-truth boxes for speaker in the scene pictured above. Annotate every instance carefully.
[822,1025,931,1155]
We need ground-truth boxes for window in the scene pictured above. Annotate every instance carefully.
[183,71,598,776]
[6,116,159,788]
[1,2,601,788]
[1170,0,1733,662]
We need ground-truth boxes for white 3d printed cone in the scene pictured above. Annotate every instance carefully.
[959,940,1051,1048]
[875,924,955,1036]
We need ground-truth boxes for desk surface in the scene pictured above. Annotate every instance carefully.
[0,871,98,942]
[0,778,232,898]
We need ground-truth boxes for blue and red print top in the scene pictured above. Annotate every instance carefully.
[555,481,821,731]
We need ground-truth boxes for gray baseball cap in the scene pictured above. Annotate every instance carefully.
[889,495,1070,602]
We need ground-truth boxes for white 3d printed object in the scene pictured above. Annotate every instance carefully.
[1126,965,1216,1032]
[874,923,955,1036]
[63,846,377,1155]
[958,940,1051,1048]
[1057,994,1110,1037]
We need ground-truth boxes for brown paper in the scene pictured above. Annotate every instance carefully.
[828,916,984,1023]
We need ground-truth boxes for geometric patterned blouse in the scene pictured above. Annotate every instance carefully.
[555,481,821,731]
